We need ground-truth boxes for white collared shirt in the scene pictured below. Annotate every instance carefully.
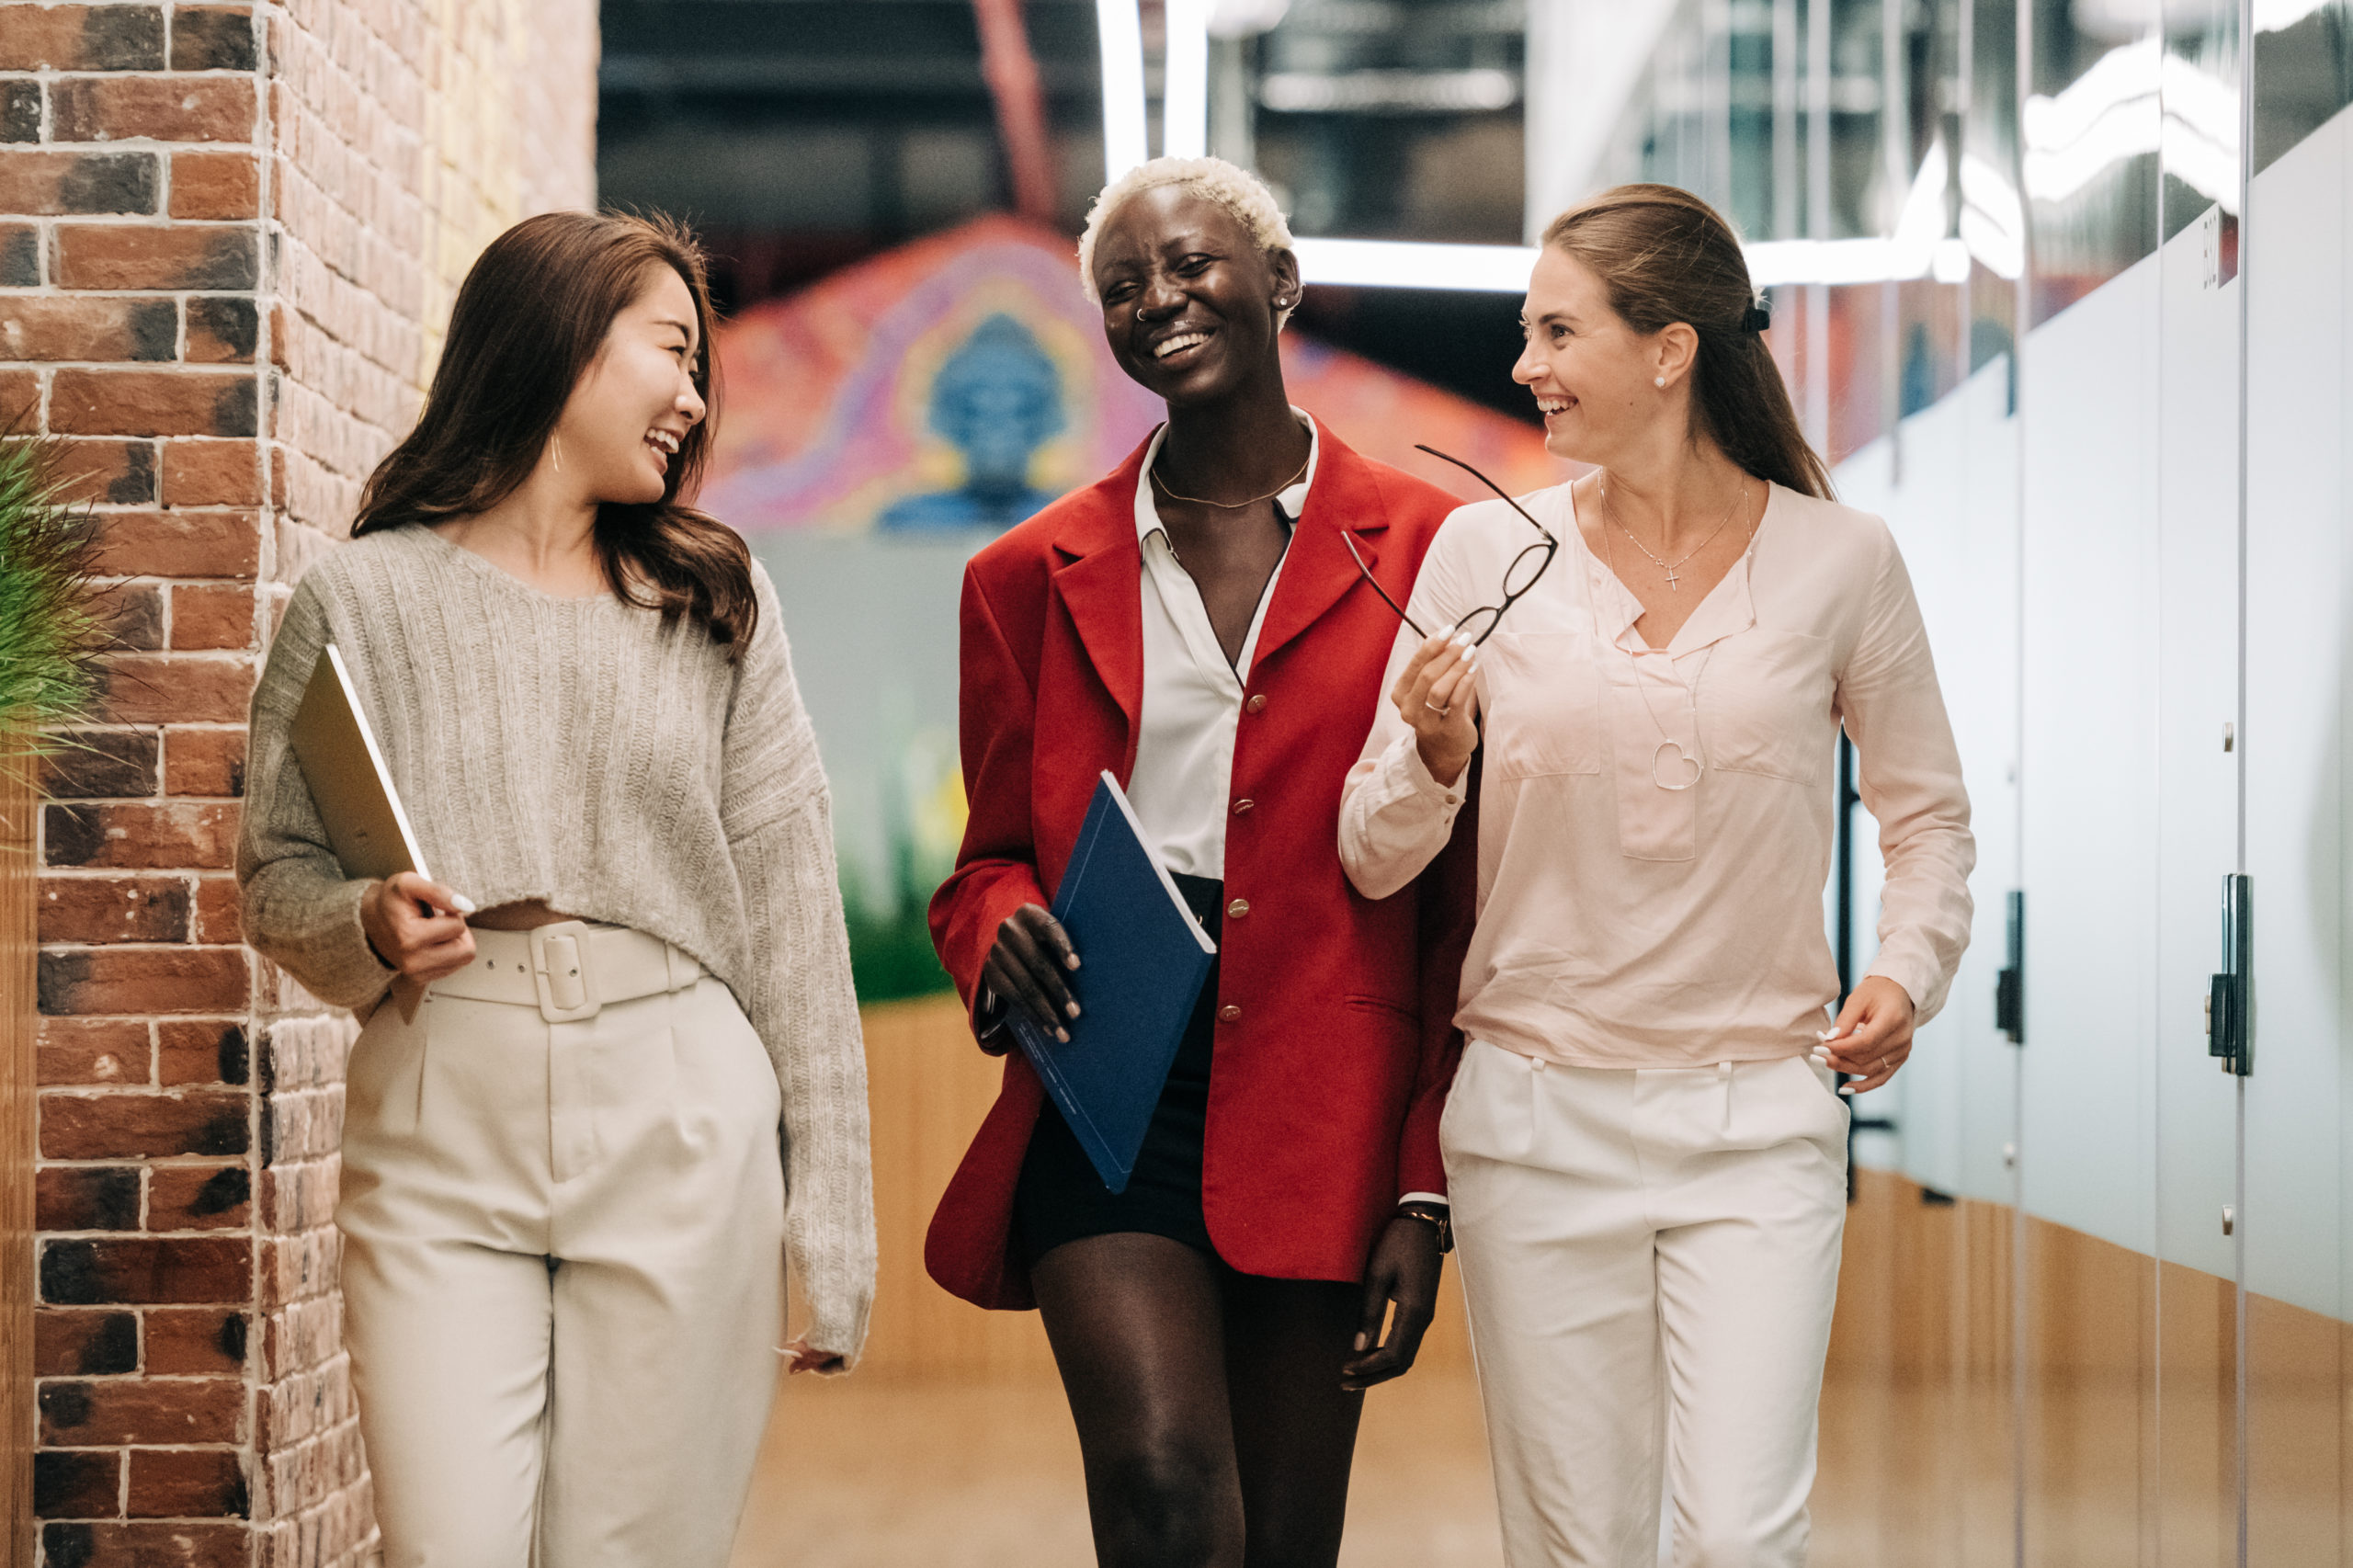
[1126,411,1319,879]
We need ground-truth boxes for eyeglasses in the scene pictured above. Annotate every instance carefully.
[1344,445,1560,647]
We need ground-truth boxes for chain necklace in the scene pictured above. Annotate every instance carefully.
[1150,447,1311,510]
[1595,480,1762,792]
[1598,472,1749,591]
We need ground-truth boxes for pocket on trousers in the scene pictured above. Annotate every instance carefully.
[1438,1040,1531,1167]
[344,997,426,1142]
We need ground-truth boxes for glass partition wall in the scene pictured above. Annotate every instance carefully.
[1560,0,2351,1558]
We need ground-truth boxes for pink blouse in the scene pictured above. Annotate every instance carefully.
[1338,481,1974,1069]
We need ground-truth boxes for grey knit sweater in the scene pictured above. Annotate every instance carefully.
[238,525,875,1359]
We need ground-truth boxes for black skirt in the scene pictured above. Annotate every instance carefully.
[1014,872,1224,1267]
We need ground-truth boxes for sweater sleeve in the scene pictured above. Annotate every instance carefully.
[236,573,396,1012]
[722,565,877,1365]
[1843,523,1977,1025]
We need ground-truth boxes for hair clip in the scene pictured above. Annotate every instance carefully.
[1741,303,1771,333]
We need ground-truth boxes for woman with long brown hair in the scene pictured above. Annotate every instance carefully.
[238,211,874,1567]
[1340,185,1975,1563]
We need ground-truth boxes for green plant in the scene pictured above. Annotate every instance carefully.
[0,433,104,733]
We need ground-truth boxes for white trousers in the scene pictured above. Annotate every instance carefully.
[338,966,787,1568]
[1442,1041,1848,1568]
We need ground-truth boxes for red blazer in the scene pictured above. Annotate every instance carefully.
[925,423,1478,1310]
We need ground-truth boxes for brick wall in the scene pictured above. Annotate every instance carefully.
[4,3,595,1562]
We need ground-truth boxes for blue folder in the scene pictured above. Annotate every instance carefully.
[1006,771,1219,1193]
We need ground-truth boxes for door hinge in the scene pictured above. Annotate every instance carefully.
[1995,889,2025,1044]
[2208,872,2253,1075]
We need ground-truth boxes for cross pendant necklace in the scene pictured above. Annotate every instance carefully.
[1600,475,1748,592]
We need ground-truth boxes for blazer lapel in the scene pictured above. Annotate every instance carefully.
[1051,444,1149,741]
[1251,426,1391,673]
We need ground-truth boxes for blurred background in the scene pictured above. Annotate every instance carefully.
[581,0,2353,1562]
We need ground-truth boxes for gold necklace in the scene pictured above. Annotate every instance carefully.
[1150,449,1311,509]
[1599,472,1749,590]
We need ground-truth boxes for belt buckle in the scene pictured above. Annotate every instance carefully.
[529,921,602,1023]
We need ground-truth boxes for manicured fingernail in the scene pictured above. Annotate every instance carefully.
[449,893,478,915]
[1353,1333,1369,1352]
[1839,1084,1858,1095]
[1066,955,1081,969]
[1438,623,1457,637]
[1066,1002,1081,1018]
[1818,1028,1841,1041]
[1056,1028,1070,1043]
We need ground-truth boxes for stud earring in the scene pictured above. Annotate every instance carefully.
[1654,376,1666,388]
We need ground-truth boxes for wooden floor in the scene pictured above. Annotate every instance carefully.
[730,1368,1505,1568]
[729,1169,1975,1568]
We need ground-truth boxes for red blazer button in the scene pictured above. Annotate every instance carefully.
[1232,798,1254,814]
[1226,899,1250,919]
[1218,1004,1243,1023]
[1245,694,1267,713]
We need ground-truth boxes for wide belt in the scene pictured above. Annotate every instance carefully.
[431,920,703,1024]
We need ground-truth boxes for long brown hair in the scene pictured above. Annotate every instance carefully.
[353,210,757,651]
[1542,185,1832,500]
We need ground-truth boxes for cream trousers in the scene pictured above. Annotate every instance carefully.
[338,942,786,1568]
[1442,1041,1849,1568]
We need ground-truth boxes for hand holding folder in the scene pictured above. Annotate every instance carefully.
[289,644,476,1012]
[1001,773,1218,1194]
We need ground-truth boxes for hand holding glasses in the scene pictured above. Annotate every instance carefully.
[1350,447,1561,789]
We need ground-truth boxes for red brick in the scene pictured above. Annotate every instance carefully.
[126,1448,246,1518]
[168,584,256,650]
[191,876,239,943]
[50,369,256,438]
[50,439,158,506]
[171,8,255,70]
[143,1309,244,1374]
[0,366,38,424]
[40,1236,250,1308]
[162,729,243,797]
[37,1165,142,1232]
[42,801,238,869]
[38,874,191,944]
[40,731,160,800]
[36,945,249,1014]
[35,1310,139,1376]
[0,149,159,215]
[89,510,260,579]
[54,226,256,291]
[0,6,166,71]
[51,76,255,145]
[158,439,257,506]
[1,220,35,285]
[40,1520,245,1565]
[0,296,177,362]
[148,1165,249,1232]
[38,1017,150,1087]
[40,1089,248,1159]
[34,1446,120,1518]
[89,581,164,652]
[168,151,258,221]
[185,296,256,363]
[94,653,253,724]
[157,1019,246,1086]
[40,1376,243,1445]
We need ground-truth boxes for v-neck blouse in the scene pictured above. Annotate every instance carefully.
[1338,481,1975,1068]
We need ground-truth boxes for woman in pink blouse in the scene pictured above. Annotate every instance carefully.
[1338,184,1974,1565]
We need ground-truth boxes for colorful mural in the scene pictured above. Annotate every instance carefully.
[701,214,1564,997]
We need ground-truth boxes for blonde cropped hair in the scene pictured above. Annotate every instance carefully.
[1076,156,1299,324]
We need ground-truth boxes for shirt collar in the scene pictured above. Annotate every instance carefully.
[1134,409,1321,545]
